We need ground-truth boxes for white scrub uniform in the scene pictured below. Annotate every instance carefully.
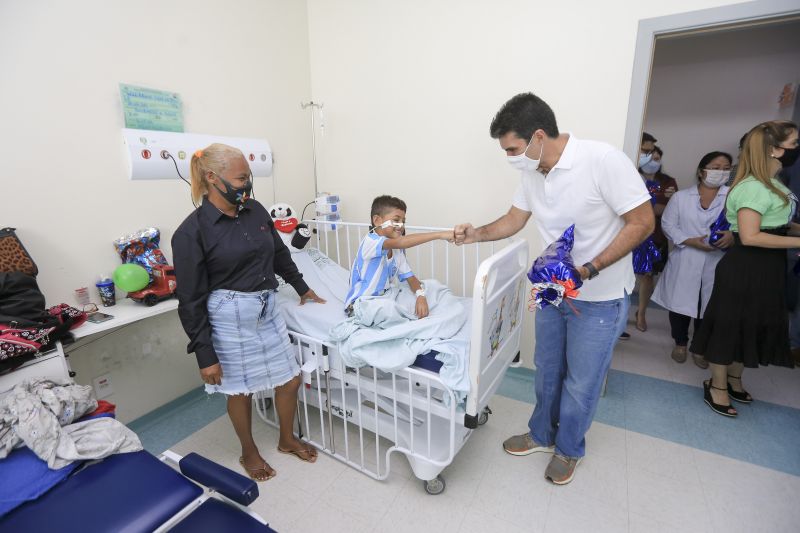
[652,185,728,318]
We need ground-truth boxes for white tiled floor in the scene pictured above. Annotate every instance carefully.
[172,308,800,532]
[173,397,800,532]
[613,308,800,410]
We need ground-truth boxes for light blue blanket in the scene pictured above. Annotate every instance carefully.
[329,280,471,402]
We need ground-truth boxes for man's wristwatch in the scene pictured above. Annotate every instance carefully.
[582,262,600,280]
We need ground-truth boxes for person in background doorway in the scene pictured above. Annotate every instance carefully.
[635,145,677,332]
[638,132,658,168]
[172,143,326,481]
[651,151,733,368]
[619,132,661,341]
[690,121,799,417]
[779,138,800,365]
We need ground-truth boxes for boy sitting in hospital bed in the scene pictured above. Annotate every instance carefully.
[344,195,453,318]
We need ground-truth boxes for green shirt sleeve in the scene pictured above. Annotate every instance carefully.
[726,177,793,230]
[727,180,773,215]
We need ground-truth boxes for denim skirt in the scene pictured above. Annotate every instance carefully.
[205,289,299,395]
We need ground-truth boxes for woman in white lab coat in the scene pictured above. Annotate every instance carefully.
[651,151,734,368]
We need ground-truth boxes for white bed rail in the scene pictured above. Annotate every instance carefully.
[304,220,504,298]
[256,331,458,483]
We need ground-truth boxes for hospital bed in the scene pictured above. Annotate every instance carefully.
[255,221,528,495]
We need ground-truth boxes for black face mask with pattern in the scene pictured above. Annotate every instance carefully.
[778,146,800,169]
[213,174,253,206]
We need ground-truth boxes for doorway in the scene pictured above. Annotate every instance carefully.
[624,0,800,162]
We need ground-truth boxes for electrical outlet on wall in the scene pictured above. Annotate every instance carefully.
[92,373,113,399]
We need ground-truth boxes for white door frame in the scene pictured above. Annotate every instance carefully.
[623,0,800,159]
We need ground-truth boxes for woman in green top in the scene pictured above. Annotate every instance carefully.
[690,120,799,417]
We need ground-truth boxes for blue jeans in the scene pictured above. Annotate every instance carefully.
[528,294,629,458]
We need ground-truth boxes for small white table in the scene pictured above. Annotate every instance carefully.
[0,345,71,392]
[0,298,180,392]
[72,297,179,340]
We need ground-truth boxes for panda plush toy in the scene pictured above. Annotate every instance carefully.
[268,202,311,253]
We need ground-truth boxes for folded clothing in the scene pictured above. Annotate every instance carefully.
[76,400,117,422]
[412,351,443,373]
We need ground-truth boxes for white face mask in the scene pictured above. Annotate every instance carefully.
[640,160,662,174]
[638,152,653,168]
[507,135,544,173]
[703,169,730,187]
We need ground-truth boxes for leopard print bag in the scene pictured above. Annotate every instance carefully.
[0,228,38,277]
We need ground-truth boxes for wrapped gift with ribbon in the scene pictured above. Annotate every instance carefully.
[527,225,582,309]
[632,237,662,275]
[707,209,731,247]
[631,179,665,274]
[113,227,169,281]
[644,179,661,205]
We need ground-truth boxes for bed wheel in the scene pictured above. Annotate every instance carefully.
[477,406,492,426]
[423,475,446,495]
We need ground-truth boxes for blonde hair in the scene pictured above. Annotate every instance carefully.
[190,143,245,204]
[731,120,798,205]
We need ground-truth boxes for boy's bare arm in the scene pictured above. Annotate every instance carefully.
[382,230,454,250]
[406,276,422,293]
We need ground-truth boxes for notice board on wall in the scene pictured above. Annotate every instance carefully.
[120,84,184,133]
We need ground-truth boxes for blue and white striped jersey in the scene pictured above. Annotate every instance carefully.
[344,233,414,309]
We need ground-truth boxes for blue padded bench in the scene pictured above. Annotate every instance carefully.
[170,498,272,532]
[0,450,275,533]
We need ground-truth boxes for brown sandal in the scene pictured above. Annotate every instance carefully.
[239,457,276,482]
[277,444,318,463]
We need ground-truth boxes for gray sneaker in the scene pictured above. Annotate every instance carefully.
[502,432,554,456]
[544,454,583,485]
[671,346,688,363]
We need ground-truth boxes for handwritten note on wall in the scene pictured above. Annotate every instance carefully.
[120,84,184,132]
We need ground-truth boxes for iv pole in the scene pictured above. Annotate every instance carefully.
[300,101,334,452]
[300,101,324,197]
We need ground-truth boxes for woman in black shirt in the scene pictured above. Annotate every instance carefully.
[172,143,325,481]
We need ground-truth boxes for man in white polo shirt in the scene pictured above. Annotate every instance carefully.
[454,93,653,485]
